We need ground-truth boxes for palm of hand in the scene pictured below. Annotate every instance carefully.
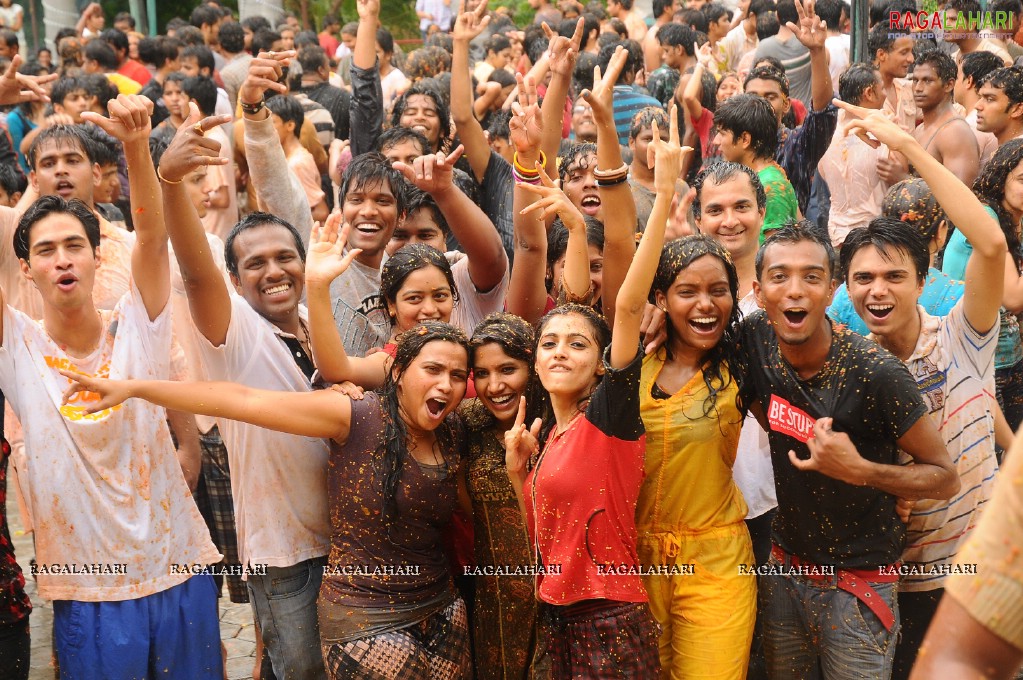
[510,107,542,152]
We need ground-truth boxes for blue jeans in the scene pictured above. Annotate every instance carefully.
[761,555,899,680]
[246,556,328,680]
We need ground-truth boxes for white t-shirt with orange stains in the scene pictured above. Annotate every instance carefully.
[0,283,220,602]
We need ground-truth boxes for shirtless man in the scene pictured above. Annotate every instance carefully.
[881,50,980,188]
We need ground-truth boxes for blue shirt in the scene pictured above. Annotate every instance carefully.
[612,85,662,146]
[829,267,964,336]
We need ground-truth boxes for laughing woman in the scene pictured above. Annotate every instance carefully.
[503,109,685,677]
[59,322,474,680]
[638,234,756,679]
[459,313,547,679]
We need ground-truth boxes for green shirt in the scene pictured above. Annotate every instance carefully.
[759,163,798,242]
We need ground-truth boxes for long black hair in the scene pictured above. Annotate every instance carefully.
[376,320,470,529]
[973,138,1023,271]
[535,303,611,428]
[651,235,744,420]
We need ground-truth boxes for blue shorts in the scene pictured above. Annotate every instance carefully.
[53,574,222,679]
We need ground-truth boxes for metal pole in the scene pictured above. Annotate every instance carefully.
[850,0,869,63]
[146,0,155,36]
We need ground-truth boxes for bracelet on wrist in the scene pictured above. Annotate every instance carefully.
[240,98,266,115]
[595,173,629,188]
[593,162,629,180]
[513,150,546,177]
[512,167,542,184]
[156,166,182,185]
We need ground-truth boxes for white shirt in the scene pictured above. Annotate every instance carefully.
[0,284,220,601]
[447,250,509,336]
[196,294,331,569]
[733,291,777,518]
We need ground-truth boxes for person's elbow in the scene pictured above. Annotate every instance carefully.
[973,224,1007,261]
[927,465,961,500]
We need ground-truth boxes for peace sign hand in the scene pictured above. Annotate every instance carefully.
[505,396,542,475]
[787,0,827,51]
[648,103,691,195]
[544,18,585,78]
[581,45,628,123]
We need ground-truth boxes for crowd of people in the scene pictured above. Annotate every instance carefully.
[1,0,1023,678]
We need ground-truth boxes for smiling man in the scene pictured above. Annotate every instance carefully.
[838,104,1004,680]
[739,220,959,679]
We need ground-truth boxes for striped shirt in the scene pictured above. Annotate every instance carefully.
[885,303,999,592]
[612,85,663,146]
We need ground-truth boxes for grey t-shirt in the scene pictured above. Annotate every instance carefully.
[330,256,390,357]
[754,36,812,106]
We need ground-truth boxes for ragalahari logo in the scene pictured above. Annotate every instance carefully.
[889,7,1017,38]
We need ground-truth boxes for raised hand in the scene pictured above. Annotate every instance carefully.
[544,17,584,78]
[58,368,132,416]
[393,145,466,195]
[694,40,713,69]
[504,396,542,475]
[0,54,57,106]
[239,50,296,106]
[81,93,155,145]
[509,74,543,153]
[518,163,587,230]
[648,104,691,194]
[452,0,490,42]
[787,0,826,50]
[157,102,232,183]
[581,45,628,122]
[835,98,915,153]
[306,210,363,288]
[357,0,380,20]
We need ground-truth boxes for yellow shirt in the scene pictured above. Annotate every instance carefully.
[106,72,142,95]
[636,351,748,534]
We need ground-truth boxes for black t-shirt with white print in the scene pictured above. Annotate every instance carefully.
[739,311,928,569]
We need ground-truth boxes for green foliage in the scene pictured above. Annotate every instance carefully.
[489,0,535,25]
[333,0,418,39]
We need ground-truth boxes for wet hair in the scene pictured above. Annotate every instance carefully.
[573,52,599,92]
[485,33,511,56]
[50,76,89,107]
[557,141,597,183]
[376,126,430,158]
[652,235,743,419]
[775,0,799,25]
[756,11,781,40]
[486,109,512,142]
[868,20,908,59]
[653,0,675,16]
[82,73,117,111]
[264,94,305,139]
[692,160,767,218]
[114,11,136,29]
[149,135,169,169]
[377,321,469,528]
[376,26,395,56]
[961,50,1005,90]
[425,31,453,54]
[678,7,709,33]
[391,81,452,148]
[914,49,957,85]
[176,25,207,48]
[224,212,307,277]
[78,124,119,168]
[598,39,643,81]
[404,47,452,81]
[702,3,730,25]
[15,195,100,262]
[164,71,187,90]
[545,217,604,292]
[523,24,550,64]
[815,0,846,30]
[84,40,119,71]
[657,22,695,52]
[535,304,612,408]
[744,64,789,97]
[755,219,838,280]
[838,62,880,105]
[882,178,949,243]
[183,75,218,117]
[972,138,1023,270]
[629,106,669,141]
[404,187,451,236]
[469,312,545,425]
[298,45,328,74]
[381,244,459,327]
[840,217,930,283]
[980,66,1023,109]
[0,164,26,199]
[487,68,516,90]
[27,125,93,170]
[339,152,410,219]
[219,22,245,54]
[714,93,780,160]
